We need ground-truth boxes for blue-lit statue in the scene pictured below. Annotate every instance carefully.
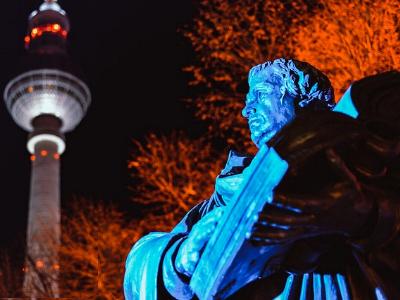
[124,58,400,299]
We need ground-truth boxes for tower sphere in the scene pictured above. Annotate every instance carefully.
[3,0,91,154]
[4,69,91,134]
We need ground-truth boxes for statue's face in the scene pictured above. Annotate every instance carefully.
[242,67,296,148]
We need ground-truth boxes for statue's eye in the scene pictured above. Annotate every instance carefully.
[259,95,270,106]
[256,90,263,99]
[264,84,273,94]
[256,91,268,103]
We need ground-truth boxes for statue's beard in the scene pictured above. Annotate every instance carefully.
[252,130,276,148]
[250,120,276,148]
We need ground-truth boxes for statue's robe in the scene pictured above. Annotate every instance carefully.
[124,143,400,299]
[124,72,400,300]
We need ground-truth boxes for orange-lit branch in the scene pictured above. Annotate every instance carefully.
[291,0,400,100]
[129,133,224,232]
[60,199,139,299]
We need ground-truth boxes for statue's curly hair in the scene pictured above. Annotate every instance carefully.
[249,58,335,111]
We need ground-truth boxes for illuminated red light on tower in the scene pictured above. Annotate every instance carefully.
[30,155,36,162]
[53,153,60,160]
[31,28,39,37]
[40,150,48,157]
[26,23,67,47]
[35,260,44,269]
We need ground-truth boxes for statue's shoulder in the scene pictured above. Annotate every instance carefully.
[270,70,400,191]
[269,110,361,167]
[270,71,400,166]
[351,71,400,131]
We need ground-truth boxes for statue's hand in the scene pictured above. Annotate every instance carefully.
[175,207,224,278]
[250,180,373,246]
[250,147,375,246]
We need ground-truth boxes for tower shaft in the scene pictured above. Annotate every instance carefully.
[24,139,60,297]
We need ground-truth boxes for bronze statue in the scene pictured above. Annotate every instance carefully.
[124,58,400,299]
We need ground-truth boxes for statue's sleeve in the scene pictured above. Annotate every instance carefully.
[123,196,219,300]
[123,231,180,300]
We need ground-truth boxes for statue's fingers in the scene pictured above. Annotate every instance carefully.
[186,207,223,252]
[175,208,224,276]
[258,207,315,227]
[252,224,293,239]
[194,206,224,228]
[273,193,325,213]
[175,238,200,277]
[250,225,305,245]
[191,222,218,246]
[250,236,284,246]
[252,222,291,233]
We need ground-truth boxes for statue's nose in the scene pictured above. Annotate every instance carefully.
[242,105,255,118]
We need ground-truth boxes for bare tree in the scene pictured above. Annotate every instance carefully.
[183,0,310,146]
[183,0,400,140]
[129,132,225,232]
[0,250,23,297]
[60,198,139,299]
[291,0,400,99]
[0,236,60,298]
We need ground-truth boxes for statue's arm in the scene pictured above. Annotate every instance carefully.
[124,196,218,300]
[162,233,194,299]
[124,231,181,300]
[162,193,223,299]
[124,151,249,299]
[344,131,400,251]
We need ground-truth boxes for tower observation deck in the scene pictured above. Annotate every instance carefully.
[3,0,91,297]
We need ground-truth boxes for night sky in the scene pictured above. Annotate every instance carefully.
[0,0,199,248]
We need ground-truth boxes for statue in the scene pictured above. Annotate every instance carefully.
[124,58,400,299]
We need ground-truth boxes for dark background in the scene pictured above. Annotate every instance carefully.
[0,0,199,248]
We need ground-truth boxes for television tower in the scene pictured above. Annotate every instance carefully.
[4,0,91,296]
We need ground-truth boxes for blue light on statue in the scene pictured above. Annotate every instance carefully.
[375,287,388,300]
[336,273,350,299]
[313,273,322,298]
[299,273,309,300]
[273,274,294,300]
[323,274,338,299]
[333,85,359,119]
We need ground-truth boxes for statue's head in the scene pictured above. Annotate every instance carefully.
[242,58,335,147]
